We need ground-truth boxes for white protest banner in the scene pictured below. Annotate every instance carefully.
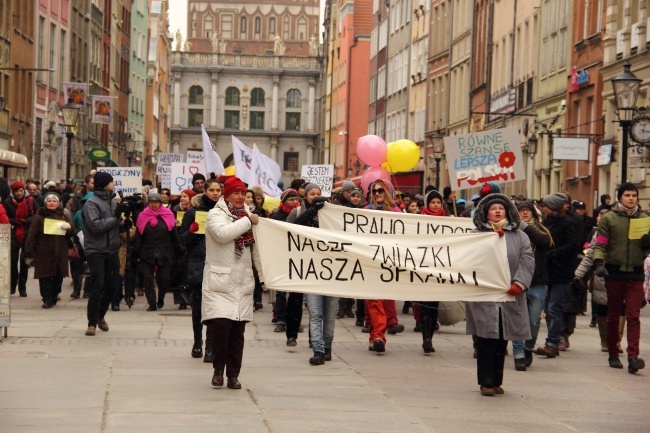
[250,144,282,198]
[232,135,282,185]
[444,127,525,191]
[156,153,183,175]
[186,150,204,165]
[170,162,202,195]
[201,124,225,176]
[253,218,511,302]
[160,165,172,189]
[301,164,334,197]
[318,203,475,234]
[96,167,142,196]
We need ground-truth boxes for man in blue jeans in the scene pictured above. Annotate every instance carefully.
[535,193,581,358]
[512,201,553,370]
[82,172,122,336]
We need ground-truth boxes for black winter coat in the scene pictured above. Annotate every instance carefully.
[544,213,581,284]
[521,222,552,285]
[133,216,183,266]
[179,194,217,285]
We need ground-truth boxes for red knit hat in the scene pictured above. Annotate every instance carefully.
[11,181,25,191]
[223,176,247,198]
[181,189,196,199]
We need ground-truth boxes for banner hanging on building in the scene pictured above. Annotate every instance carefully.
[318,204,475,234]
[91,96,114,125]
[253,218,511,302]
[444,127,525,191]
[63,82,89,114]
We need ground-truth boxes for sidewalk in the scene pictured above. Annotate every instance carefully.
[1,276,649,433]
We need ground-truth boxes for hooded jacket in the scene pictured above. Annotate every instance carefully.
[82,189,121,255]
[543,208,582,284]
[465,193,535,341]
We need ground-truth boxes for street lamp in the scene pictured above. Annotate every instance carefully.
[431,130,444,190]
[527,134,538,159]
[612,61,642,183]
[126,138,136,166]
[61,98,80,181]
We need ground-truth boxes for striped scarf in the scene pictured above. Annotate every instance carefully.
[227,201,255,258]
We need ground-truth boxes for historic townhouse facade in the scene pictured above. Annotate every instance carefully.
[129,0,149,165]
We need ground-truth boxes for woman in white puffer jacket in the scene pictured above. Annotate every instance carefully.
[202,176,264,390]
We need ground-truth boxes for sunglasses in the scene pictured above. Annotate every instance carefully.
[372,188,385,195]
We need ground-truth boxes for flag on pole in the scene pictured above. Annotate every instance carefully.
[250,144,283,198]
[201,124,224,176]
[232,135,253,184]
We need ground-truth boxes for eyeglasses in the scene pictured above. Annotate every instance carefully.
[372,188,385,195]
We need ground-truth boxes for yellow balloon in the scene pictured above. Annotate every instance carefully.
[385,139,420,173]
[224,165,236,176]
[262,196,281,212]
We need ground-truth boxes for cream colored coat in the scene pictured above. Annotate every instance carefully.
[201,197,263,323]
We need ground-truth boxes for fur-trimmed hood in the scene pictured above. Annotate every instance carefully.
[191,193,203,208]
[472,193,520,232]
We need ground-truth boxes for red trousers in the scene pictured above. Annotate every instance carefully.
[605,279,644,359]
[365,300,398,343]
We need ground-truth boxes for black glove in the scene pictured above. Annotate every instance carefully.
[123,219,133,229]
[593,260,609,278]
[312,196,328,211]
[641,233,650,249]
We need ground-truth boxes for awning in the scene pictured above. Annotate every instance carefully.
[105,160,120,167]
[0,149,29,169]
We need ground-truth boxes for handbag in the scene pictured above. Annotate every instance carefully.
[68,243,80,260]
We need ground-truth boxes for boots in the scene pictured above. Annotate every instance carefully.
[203,324,213,363]
[192,339,203,358]
[597,316,608,352]
[420,314,435,354]
[617,316,625,354]
[324,347,332,361]
[309,351,325,365]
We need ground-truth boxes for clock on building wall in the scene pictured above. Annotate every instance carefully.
[630,116,650,144]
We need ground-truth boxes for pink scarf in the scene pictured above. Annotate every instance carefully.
[136,206,177,234]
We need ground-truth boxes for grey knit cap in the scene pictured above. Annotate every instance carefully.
[341,179,356,193]
[303,183,321,196]
[542,193,567,212]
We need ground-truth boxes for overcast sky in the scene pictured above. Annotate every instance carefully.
[168,0,325,45]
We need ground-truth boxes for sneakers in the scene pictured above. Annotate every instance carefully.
[628,357,645,374]
[309,351,325,365]
[514,358,527,371]
[386,323,404,335]
[372,338,385,353]
[85,326,96,336]
[273,323,286,333]
[286,337,297,347]
[97,318,109,332]
[524,349,533,367]
[608,356,624,369]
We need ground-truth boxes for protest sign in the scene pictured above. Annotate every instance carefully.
[628,218,650,240]
[318,204,474,234]
[43,218,67,235]
[175,211,185,227]
[156,153,183,175]
[160,165,172,190]
[444,127,525,191]
[253,218,511,302]
[170,163,202,195]
[194,211,208,234]
[301,164,334,197]
[187,150,204,165]
[96,167,142,196]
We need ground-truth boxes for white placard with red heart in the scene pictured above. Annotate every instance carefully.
[170,162,202,195]
[187,150,204,165]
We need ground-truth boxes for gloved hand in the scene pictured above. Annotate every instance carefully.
[641,233,650,249]
[507,283,522,297]
[593,260,609,278]
[60,222,71,231]
[190,222,200,233]
[312,196,328,211]
[123,219,133,229]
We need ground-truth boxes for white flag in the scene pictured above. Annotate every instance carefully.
[250,144,283,198]
[231,135,253,184]
[201,125,225,176]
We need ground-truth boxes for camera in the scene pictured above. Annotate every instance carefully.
[116,191,143,221]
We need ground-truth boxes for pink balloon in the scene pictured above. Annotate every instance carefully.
[360,166,391,195]
[357,135,388,167]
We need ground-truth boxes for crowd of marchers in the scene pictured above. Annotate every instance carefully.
[0,171,648,395]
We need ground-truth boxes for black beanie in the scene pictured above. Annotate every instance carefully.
[192,173,206,184]
[94,172,114,189]
[617,182,638,200]
[424,190,443,207]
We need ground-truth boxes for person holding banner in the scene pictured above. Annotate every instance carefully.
[203,176,264,389]
[133,193,183,311]
[363,179,405,353]
[466,193,534,396]
[23,192,76,308]
[179,179,221,361]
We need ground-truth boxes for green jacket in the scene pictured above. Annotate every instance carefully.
[593,204,649,279]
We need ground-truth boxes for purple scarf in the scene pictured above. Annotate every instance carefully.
[136,206,176,235]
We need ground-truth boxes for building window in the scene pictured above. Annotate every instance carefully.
[269,18,276,35]
[240,17,247,33]
[255,17,261,34]
[526,78,533,106]
[49,23,56,87]
[221,14,233,39]
[189,85,203,104]
[225,87,240,105]
[204,14,213,38]
[283,152,300,171]
[38,17,44,82]
[251,88,265,107]
[286,113,301,131]
[225,110,240,129]
[250,112,265,130]
[188,109,203,127]
[286,89,301,108]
